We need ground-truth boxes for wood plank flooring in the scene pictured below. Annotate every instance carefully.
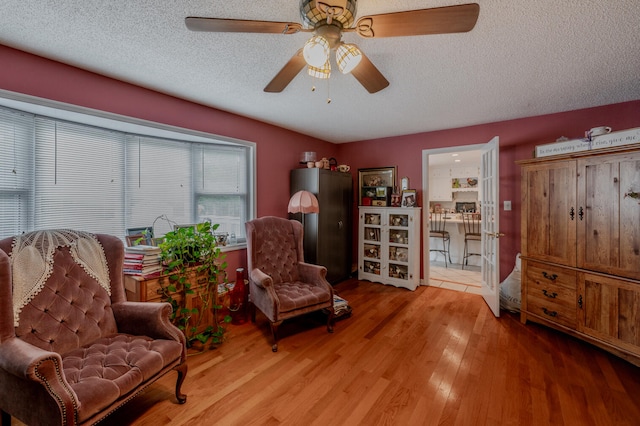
[22,279,640,425]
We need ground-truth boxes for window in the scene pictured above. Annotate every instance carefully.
[0,108,34,235]
[0,104,255,244]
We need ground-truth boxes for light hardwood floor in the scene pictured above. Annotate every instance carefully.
[39,279,640,425]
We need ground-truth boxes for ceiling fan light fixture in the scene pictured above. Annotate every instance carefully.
[307,61,331,79]
[303,35,330,68]
[336,43,362,74]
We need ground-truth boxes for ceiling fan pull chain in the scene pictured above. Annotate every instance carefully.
[327,77,331,104]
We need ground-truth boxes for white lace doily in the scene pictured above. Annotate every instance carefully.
[10,230,111,327]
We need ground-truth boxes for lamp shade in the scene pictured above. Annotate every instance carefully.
[336,43,362,74]
[288,190,320,214]
[307,61,331,79]
[303,35,330,68]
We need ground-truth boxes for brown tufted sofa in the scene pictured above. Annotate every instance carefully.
[245,216,334,352]
[0,231,187,426]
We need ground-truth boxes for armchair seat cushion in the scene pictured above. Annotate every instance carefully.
[275,281,332,313]
[63,333,183,421]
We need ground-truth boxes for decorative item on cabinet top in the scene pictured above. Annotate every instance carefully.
[299,151,317,164]
[401,189,417,207]
[535,126,640,158]
[401,176,410,191]
[358,166,397,206]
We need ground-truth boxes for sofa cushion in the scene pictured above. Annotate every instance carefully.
[274,281,332,313]
[62,333,183,421]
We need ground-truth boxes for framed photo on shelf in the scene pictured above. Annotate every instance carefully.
[126,226,153,246]
[401,189,417,207]
[391,192,402,207]
[358,166,397,205]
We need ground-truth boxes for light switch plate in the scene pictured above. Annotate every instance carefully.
[504,200,512,211]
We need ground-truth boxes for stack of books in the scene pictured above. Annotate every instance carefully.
[123,245,163,278]
[323,294,352,320]
[332,294,351,317]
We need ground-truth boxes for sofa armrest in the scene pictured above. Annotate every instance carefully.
[298,262,330,287]
[249,268,273,289]
[112,301,187,350]
[0,337,61,379]
[0,338,77,424]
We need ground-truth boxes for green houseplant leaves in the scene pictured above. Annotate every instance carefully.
[158,222,231,351]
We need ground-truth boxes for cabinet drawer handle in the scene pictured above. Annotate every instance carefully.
[542,308,558,317]
[542,289,558,298]
[578,206,584,221]
[542,271,558,281]
[569,207,575,221]
[578,295,583,309]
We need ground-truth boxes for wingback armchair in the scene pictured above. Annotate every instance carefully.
[245,216,334,352]
[0,230,187,426]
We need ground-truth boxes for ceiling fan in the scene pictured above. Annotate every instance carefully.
[185,1,479,94]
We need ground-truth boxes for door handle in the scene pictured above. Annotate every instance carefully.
[487,232,505,239]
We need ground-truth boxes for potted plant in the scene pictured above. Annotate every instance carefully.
[157,221,231,351]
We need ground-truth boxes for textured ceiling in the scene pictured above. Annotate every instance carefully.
[0,0,639,143]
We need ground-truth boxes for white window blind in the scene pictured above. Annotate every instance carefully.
[192,144,249,241]
[0,104,254,243]
[34,118,126,234]
[0,108,34,235]
[125,135,193,237]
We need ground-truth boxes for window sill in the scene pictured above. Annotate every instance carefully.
[218,243,247,253]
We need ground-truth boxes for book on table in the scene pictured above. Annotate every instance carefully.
[124,252,161,261]
[125,245,162,254]
[123,263,163,276]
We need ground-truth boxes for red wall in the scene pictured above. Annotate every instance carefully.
[338,101,640,280]
[2,44,640,281]
[0,44,338,273]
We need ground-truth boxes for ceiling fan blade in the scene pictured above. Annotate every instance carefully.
[264,49,307,93]
[350,52,389,94]
[354,3,479,38]
[185,17,304,34]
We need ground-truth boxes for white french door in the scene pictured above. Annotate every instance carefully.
[480,136,501,317]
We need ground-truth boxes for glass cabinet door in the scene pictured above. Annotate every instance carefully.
[389,213,409,227]
[388,213,411,280]
[364,212,382,226]
[363,226,380,243]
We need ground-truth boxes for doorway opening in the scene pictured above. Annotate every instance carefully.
[422,144,484,294]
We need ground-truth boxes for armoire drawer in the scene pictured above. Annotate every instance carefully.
[526,261,576,290]
[525,261,577,328]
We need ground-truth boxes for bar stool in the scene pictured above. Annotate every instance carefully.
[462,213,482,269]
[429,213,451,267]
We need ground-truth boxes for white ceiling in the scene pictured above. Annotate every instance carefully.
[1,1,639,144]
[429,149,481,167]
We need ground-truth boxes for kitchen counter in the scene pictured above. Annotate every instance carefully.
[429,214,481,266]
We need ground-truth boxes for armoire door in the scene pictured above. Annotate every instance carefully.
[521,159,577,266]
[577,152,640,281]
[317,171,352,283]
